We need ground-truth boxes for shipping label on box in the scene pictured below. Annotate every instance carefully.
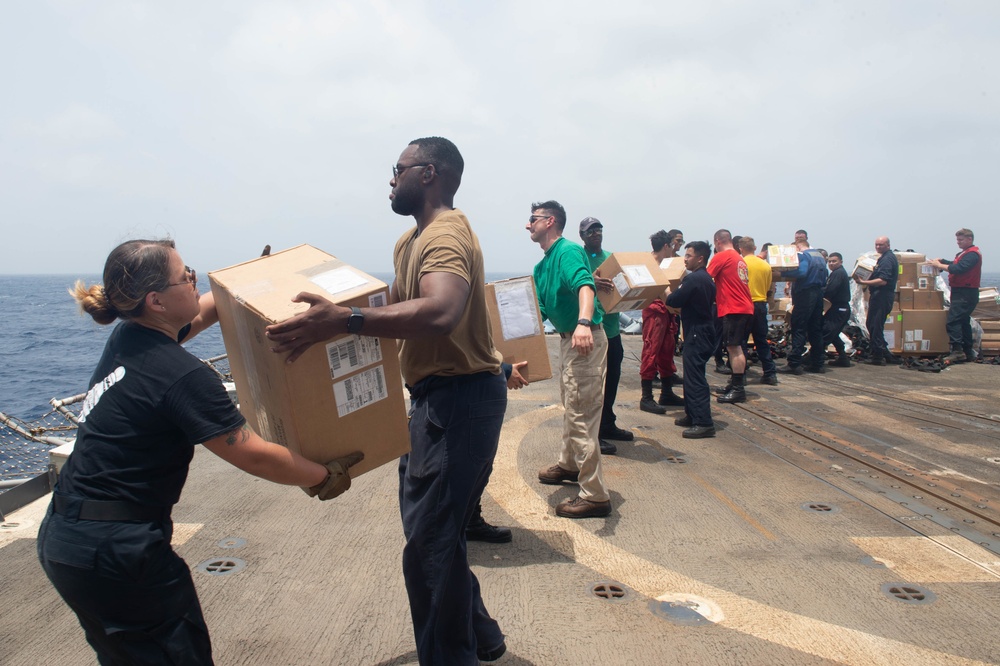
[896,262,917,290]
[659,256,687,290]
[597,252,670,314]
[767,244,799,268]
[485,276,552,383]
[209,245,409,477]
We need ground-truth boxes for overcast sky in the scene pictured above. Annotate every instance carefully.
[3,1,998,278]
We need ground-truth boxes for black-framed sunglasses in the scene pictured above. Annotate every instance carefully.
[528,214,551,224]
[392,163,430,179]
[166,266,197,288]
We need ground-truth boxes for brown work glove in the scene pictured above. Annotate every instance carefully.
[303,451,364,500]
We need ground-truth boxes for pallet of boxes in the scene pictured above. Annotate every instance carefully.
[766,244,797,327]
[974,286,1000,359]
[853,251,949,357]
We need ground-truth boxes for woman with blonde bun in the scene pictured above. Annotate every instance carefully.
[38,239,361,664]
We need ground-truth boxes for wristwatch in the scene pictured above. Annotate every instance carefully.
[347,307,364,334]
[577,318,592,327]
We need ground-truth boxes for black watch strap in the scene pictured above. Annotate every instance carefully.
[577,318,592,327]
[347,307,364,334]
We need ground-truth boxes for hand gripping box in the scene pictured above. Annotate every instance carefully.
[209,245,409,477]
[596,252,671,314]
[485,276,552,383]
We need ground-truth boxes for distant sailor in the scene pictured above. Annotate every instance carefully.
[929,228,982,364]
[639,229,685,413]
[530,200,613,519]
[738,236,778,384]
[779,237,829,374]
[708,230,754,403]
[580,215,630,455]
[667,241,718,438]
[823,252,853,367]
[854,236,898,366]
[38,240,359,665]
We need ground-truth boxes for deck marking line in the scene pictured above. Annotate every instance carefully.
[684,470,779,541]
[488,407,992,666]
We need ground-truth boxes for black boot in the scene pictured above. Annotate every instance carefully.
[713,379,733,395]
[640,379,667,414]
[717,373,747,404]
[465,501,512,543]
[831,353,851,367]
[658,385,685,406]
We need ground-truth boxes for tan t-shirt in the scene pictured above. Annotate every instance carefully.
[392,208,500,385]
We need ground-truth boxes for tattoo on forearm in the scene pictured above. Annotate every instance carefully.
[225,424,251,446]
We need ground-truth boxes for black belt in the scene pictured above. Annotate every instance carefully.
[559,325,600,339]
[53,494,171,522]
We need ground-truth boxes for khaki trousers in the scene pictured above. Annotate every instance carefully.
[557,328,610,502]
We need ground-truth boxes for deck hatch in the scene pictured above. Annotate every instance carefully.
[196,558,247,576]
[591,582,628,601]
[880,583,936,605]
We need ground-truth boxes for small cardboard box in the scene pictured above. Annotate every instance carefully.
[596,252,670,314]
[899,309,949,354]
[209,245,409,477]
[853,255,877,281]
[767,244,799,269]
[897,287,915,310]
[912,290,944,310]
[485,276,552,383]
[658,256,686,290]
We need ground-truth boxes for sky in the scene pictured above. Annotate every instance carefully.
[2,1,998,277]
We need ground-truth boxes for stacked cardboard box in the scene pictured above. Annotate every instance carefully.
[980,320,1000,358]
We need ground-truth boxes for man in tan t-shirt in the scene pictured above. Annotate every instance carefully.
[266,137,508,665]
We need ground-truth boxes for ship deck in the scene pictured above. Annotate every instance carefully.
[3,335,1000,665]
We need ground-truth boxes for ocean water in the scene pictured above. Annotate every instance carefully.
[0,272,523,420]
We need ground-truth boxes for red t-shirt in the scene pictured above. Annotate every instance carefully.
[707,249,753,317]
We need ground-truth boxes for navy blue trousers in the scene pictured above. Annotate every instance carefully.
[823,305,851,354]
[747,301,777,375]
[788,285,825,369]
[947,287,978,353]
[682,324,716,427]
[399,371,507,665]
[866,289,895,360]
[601,334,623,431]
[37,498,212,665]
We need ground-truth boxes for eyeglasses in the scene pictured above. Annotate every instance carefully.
[392,163,430,179]
[582,227,603,238]
[166,266,197,288]
[528,214,551,224]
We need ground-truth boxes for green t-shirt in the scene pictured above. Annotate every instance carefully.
[533,237,602,333]
[587,248,620,338]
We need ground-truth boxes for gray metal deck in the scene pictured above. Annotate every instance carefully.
[3,336,998,665]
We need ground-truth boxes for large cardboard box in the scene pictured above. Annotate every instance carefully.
[485,276,552,383]
[973,287,1000,320]
[896,262,918,290]
[899,309,949,354]
[209,245,409,477]
[596,252,670,314]
[658,256,687,290]
[912,290,944,310]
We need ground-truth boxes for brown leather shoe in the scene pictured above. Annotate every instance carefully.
[538,464,579,485]
[555,496,612,518]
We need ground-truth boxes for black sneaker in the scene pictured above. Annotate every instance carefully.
[760,374,778,385]
[640,397,667,414]
[682,425,716,439]
[465,518,513,544]
[599,425,634,441]
[674,415,693,427]
[599,439,618,456]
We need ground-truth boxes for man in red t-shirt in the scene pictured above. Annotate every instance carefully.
[707,229,754,404]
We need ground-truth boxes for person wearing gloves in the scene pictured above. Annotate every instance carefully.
[37,239,361,665]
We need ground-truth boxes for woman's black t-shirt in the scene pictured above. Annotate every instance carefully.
[59,321,245,507]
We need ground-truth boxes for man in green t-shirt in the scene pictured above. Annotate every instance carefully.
[580,216,631,456]
[529,201,612,519]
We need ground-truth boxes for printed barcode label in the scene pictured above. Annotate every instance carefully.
[325,335,383,379]
[369,291,388,307]
[333,366,388,417]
